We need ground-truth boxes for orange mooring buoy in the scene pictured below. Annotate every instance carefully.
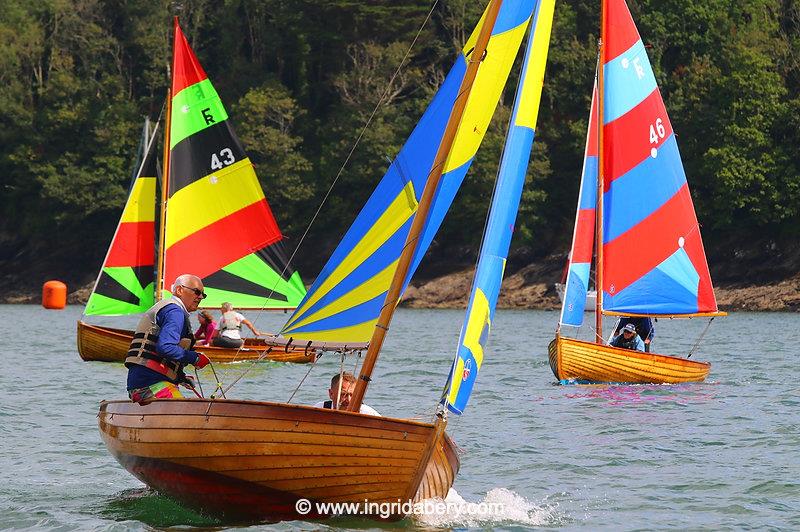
[42,280,67,309]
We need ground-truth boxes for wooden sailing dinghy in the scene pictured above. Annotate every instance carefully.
[101,1,553,521]
[78,321,315,364]
[78,21,308,364]
[550,0,725,384]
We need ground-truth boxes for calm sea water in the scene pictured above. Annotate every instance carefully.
[0,304,798,530]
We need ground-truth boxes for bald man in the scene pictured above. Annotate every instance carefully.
[125,274,211,403]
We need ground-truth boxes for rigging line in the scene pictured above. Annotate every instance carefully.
[687,317,715,358]
[335,352,345,410]
[286,352,323,404]
[244,0,441,337]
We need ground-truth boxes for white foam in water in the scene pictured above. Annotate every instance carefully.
[415,487,555,528]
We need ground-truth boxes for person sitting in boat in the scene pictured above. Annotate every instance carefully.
[194,310,217,346]
[211,302,263,348]
[609,323,646,352]
[614,316,655,352]
[314,372,381,416]
[126,274,211,403]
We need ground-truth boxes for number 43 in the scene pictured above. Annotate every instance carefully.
[211,148,235,170]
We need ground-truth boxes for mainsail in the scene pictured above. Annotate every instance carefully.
[600,0,717,315]
[85,122,159,316]
[281,0,537,343]
[559,82,598,327]
[163,20,306,309]
[443,0,554,415]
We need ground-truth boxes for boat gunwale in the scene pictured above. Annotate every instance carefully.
[99,398,439,431]
[555,334,710,368]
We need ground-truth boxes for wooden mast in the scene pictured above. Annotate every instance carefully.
[156,18,177,301]
[155,87,171,301]
[350,0,504,411]
[594,0,606,343]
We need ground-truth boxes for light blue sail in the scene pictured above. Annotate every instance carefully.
[443,0,555,415]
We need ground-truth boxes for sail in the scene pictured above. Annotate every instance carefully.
[559,82,598,327]
[600,0,718,315]
[163,20,306,310]
[444,0,555,415]
[85,122,159,316]
[281,0,537,343]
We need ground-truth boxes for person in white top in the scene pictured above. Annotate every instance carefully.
[314,372,380,416]
[211,302,264,348]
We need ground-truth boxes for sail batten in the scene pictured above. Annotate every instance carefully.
[600,0,718,316]
[282,0,537,344]
[445,0,555,414]
[163,21,306,310]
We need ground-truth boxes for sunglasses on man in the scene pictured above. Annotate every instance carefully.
[179,284,207,299]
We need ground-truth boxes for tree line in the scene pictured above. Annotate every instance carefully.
[1,0,798,281]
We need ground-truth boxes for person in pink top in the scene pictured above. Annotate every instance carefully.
[194,310,217,346]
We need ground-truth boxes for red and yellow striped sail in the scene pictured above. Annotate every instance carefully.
[85,123,158,316]
[163,20,306,309]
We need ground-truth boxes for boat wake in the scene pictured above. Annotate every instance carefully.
[415,487,556,528]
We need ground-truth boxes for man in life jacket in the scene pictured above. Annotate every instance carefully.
[126,274,211,403]
[613,316,655,352]
[314,372,380,416]
[211,302,263,348]
[609,323,646,352]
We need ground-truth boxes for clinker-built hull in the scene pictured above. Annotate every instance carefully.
[549,335,710,384]
[77,321,316,364]
[98,399,458,522]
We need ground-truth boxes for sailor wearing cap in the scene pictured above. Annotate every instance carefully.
[609,323,645,352]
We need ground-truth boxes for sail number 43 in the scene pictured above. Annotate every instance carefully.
[211,148,235,170]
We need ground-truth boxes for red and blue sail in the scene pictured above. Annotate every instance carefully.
[600,0,718,315]
[281,0,537,343]
[444,0,555,415]
[559,82,598,327]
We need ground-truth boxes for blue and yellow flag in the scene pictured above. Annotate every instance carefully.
[444,0,555,415]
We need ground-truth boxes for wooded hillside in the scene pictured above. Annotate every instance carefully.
[1,0,798,296]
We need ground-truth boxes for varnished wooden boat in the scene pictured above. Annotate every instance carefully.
[77,321,316,364]
[548,334,710,384]
[98,399,459,521]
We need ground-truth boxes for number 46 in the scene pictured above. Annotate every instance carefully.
[211,148,235,170]
[649,118,665,144]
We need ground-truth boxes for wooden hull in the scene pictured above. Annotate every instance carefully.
[98,399,459,522]
[549,335,710,384]
[77,321,316,364]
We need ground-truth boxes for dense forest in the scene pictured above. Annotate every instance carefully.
[1,0,799,297]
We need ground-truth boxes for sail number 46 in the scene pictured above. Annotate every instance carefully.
[211,148,235,170]
[649,118,666,144]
